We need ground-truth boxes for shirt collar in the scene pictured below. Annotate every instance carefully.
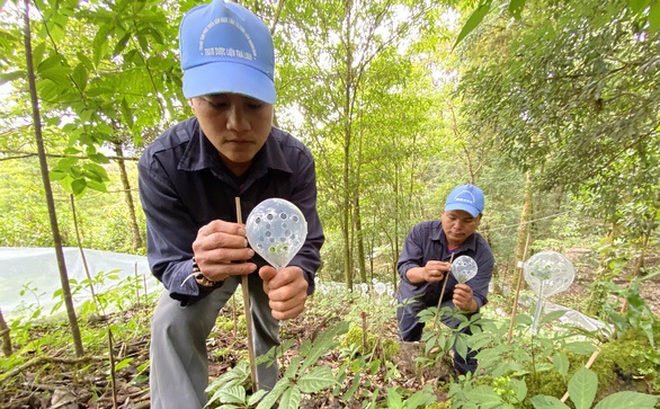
[433,221,478,252]
[177,118,293,177]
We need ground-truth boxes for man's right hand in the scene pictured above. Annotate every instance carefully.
[406,260,451,284]
[191,220,257,283]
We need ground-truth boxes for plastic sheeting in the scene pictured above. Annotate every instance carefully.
[0,247,159,316]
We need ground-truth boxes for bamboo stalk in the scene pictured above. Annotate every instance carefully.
[235,197,257,392]
[437,252,456,311]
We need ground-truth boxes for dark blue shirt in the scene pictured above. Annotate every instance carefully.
[138,117,324,305]
[397,220,494,309]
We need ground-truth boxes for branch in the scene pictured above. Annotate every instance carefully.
[0,354,106,383]
[0,149,139,162]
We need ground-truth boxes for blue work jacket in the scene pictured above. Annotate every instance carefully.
[397,220,494,310]
[138,117,324,305]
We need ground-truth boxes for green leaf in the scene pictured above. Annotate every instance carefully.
[83,162,109,182]
[341,372,360,402]
[404,387,436,408]
[539,310,566,325]
[593,391,658,409]
[298,366,335,393]
[470,385,503,408]
[649,1,660,29]
[279,385,301,409]
[114,357,134,371]
[530,395,571,409]
[508,0,526,19]
[49,169,68,181]
[567,367,598,409]
[455,333,468,361]
[552,352,569,379]
[247,389,268,406]
[299,321,348,373]
[113,32,131,56]
[72,63,88,92]
[563,341,597,355]
[0,70,24,85]
[283,356,301,380]
[387,388,404,409]
[255,378,290,409]
[510,378,527,402]
[219,385,246,404]
[628,0,652,14]
[71,178,87,195]
[88,153,110,164]
[86,180,108,193]
[514,314,533,326]
[453,0,492,50]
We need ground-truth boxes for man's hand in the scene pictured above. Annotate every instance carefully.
[453,283,478,312]
[192,220,257,282]
[259,265,308,320]
[406,260,451,284]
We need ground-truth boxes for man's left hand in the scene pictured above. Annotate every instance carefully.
[453,283,478,313]
[259,265,308,320]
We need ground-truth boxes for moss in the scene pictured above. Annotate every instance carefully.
[424,401,451,409]
[382,338,401,361]
[592,329,658,393]
[526,369,566,400]
[341,324,377,355]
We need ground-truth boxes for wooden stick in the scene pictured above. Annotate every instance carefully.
[235,197,257,392]
[507,230,531,344]
[437,252,456,311]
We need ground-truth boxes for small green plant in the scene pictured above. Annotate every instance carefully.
[206,321,350,409]
[530,367,658,409]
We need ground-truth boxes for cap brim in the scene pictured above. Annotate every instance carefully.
[183,61,276,104]
[444,203,481,217]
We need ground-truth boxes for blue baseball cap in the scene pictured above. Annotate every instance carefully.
[444,184,485,217]
[179,0,276,104]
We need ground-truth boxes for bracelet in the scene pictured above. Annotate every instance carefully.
[193,258,216,287]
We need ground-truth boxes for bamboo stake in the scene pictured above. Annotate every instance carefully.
[235,197,257,392]
[436,252,456,311]
[507,230,531,344]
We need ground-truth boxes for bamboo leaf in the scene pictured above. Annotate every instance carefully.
[453,0,492,50]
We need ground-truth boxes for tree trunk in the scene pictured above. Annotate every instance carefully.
[355,196,367,283]
[0,309,11,357]
[23,0,84,356]
[342,0,355,292]
[113,142,143,251]
[508,172,533,303]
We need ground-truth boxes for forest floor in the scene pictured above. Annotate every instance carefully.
[1,254,659,408]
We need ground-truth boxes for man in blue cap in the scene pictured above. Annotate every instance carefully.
[396,183,494,375]
[138,1,324,407]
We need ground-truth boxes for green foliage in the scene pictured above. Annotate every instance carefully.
[601,278,659,347]
[206,321,349,409]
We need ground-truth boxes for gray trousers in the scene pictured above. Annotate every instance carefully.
[149,273,280,409]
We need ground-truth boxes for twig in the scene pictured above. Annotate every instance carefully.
[436,252,456,312]
[236,197,257,392]
[0,355,106,382]
[108,328,118,409]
